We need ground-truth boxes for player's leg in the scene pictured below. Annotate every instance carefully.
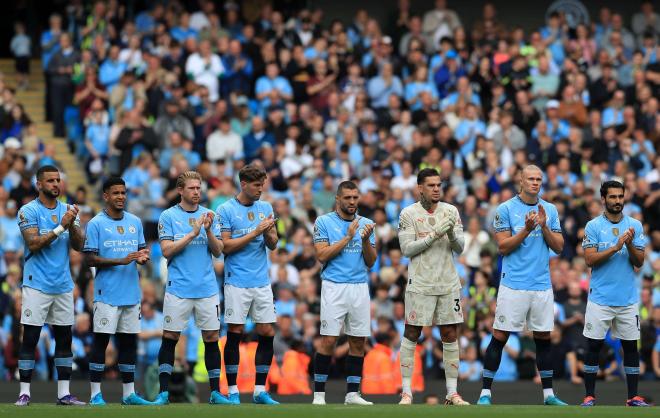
[89,301,119,405]
[345,336,371,405]
[343,282,372,406]
[313,335,338,404]
[437,290,468,405]
[612,304,647,406]
[480,286,522,404]
[89,332,110,404]
[224,284,252,402]
[253,323,277,403]
[250,285,278,403]
[399,324,422,403]
[195,295,230,404]
[16,324,41,405]
[16,286,49,405]
[400,290,432,404]
[581,300,613,406]
[116,303,152,404]
[156,293,188,403]
[530,289,566,405]
[51,290,84,405]
[314,280,348,405]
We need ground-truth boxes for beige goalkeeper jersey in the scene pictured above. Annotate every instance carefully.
[397,201,465,295]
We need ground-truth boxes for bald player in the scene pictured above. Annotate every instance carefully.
[477,165,567,406]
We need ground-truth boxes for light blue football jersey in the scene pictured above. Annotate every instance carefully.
[493,196,561,291]
[18,199,79,294]
[582,214,646,307]
[313,212,376,284]
[83,210,146,306]
[158,204,221,298]
[217,198,273,288]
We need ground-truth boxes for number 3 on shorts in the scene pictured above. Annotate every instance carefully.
[454,299,460,312]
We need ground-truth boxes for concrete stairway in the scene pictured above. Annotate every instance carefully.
[0,58,89,199]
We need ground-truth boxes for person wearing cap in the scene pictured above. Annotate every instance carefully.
[433,49,466,98]
[540,100,570,142]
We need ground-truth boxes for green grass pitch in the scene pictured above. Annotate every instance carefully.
[1,404,657,418]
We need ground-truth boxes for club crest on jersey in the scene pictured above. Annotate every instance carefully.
[128,225,136,234]
[248,211,255,221]
[51,214,58,223]
[612,228,619,236]
[189,218,196,226]
[117,226,125,234]
[428,217,436,226]
[259,212,265,220]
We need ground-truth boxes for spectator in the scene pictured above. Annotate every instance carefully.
[185,39,224,103]
[47,33,79,137]
[10,22,31,90]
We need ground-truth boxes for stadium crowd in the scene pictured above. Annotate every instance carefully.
[0,0,660,397]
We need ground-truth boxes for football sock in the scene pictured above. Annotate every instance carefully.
[621,339,640,399]
[255,335,274,393]
[443,341,459,397]
[482,336,505,391]
[18,324,41,386]
[400,337,416,395]
[224,332,241,390]
[314,352,332,393]
[534,337,554,398]
[584,338,603,398]
[157,337,178,392]
[204,340,221,392]
[346,355,364,394]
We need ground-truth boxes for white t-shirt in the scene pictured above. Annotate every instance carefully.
[185,53,225,102]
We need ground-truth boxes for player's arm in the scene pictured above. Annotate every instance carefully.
[583,233,628,267]
[68,223,85,252]
[20,227,60,252]
[360,223,377,268]
[204,212,224,257]
[447,207,465,254]
[494,211,536,256]
[161,215,205,259]
[222,215,276,254]
[313,218,359,264]
[264,222,279,251]
[398,210,437,258]
[625,226,645,268]
[84,251,142,268]
[19,204,80,252]
[537,205,563,253]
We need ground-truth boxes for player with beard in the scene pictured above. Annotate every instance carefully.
[153,171,226,405]
[580,180,649,407]
[397,168,469,405]
[311,181,377,405]
[15,165,85,406]
[84,177,151,405]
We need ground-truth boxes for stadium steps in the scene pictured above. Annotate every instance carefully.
[0,58,92,205]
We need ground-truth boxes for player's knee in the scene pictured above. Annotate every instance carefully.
[256,323,275,337]
[319,335,337,353]
[586,338,604,353]
[53,325,73,356]
[163,330,181,341]
[403,325,422,342]
[532,331,551,341]
[492,329,510,344]
[440,325,457,343]
[620,339,637,354]
[348,336,366,355]
[227,324,244,334]
[201,330,219,343]
[20,324,41,355]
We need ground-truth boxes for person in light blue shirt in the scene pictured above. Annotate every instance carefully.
[454,104,486,156]
[367,62,403,109]
[99,46,127,94]
[153,171,226,406]
[404,67,438,111]
[478,165,567,406]
[580,180,649,407]
[254,63,293,111]
[217,164,279,404]
[312,181,377,405]
[15,165,85,406]
[82,177,151,405]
